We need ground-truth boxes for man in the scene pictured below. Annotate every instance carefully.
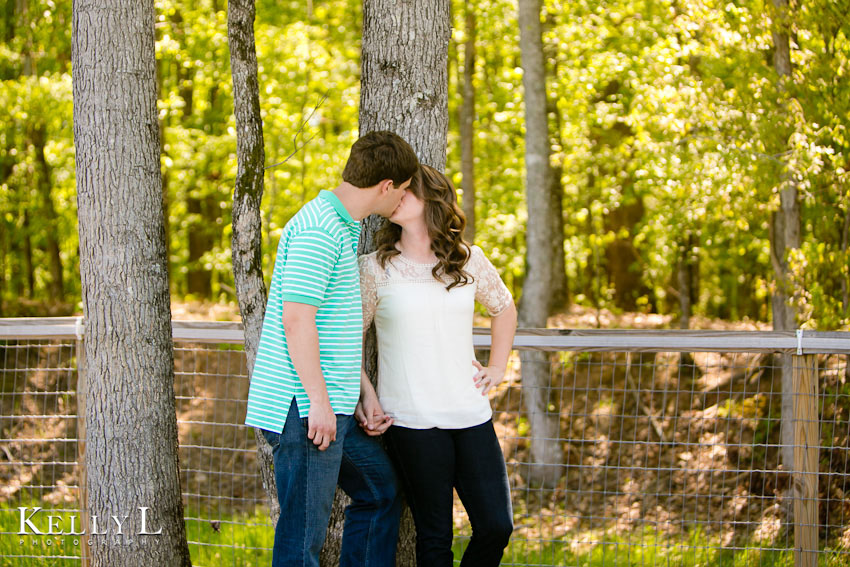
[245,131,419,567]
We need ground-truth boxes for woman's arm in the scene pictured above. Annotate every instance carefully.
[473,302,517,395]
[354,254,392,433]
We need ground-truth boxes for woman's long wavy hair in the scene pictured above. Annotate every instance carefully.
[376,165,472,290]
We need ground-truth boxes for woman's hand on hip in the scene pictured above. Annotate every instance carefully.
[472,360,505,396]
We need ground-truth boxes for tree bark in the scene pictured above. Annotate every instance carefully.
[72,1,191,565]
[518,0,562,488]
[460,4,476,243]
[321,2,452,565]
[226,0,279,526]
[769,0,800,475]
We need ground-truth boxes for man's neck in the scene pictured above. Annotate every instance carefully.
[331,182,372,221]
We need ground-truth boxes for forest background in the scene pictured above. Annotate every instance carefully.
[1,0,848,330]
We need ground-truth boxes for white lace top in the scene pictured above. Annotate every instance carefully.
[359,245,513,429]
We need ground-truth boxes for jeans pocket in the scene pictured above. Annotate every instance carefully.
[260,428,280,450]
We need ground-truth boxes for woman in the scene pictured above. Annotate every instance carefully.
[357,165,518,566]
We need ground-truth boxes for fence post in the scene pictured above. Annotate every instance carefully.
[75,318,91,567]
[793,353,818,567]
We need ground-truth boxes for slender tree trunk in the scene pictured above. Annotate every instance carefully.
[186,196,213,297]
[549,164,567,308]
[677,235,696,373]
[842,205,849,319]
[769,0,800,474]
[1,0,13,312]
[32,124,65,302]
[460,4,476,243]
[321,2,452,564]
[72,1,191,565]
[544,17,567,310]
[518,0,561,489]
[226,0,279,525]
[0,221,5,317]
[3,0,13,44]
[22,207,33,298]
[677,235,695,330]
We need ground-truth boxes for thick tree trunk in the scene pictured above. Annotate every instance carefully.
[460,4,476,243]
[518,0,562,489]
[72,1,192,565]
[226,0,279,525]
[32,124,65,302]
[320,2,452,565]
[769,0,800,475]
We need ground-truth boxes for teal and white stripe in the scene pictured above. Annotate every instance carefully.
[245,190,363,432]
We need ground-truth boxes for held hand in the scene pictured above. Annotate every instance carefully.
[356,394,393,436]
[472,360,506,396]
[307,401,337,451]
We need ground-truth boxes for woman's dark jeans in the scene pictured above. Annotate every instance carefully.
[385,419,513,567]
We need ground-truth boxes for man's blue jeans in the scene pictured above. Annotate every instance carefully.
[260,398,400,567]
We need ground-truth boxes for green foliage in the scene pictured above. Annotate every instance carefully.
[0,0,848,329]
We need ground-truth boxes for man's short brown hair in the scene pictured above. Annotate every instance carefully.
[342,131,419,188]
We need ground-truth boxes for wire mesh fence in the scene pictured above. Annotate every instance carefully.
[0,318,849,567]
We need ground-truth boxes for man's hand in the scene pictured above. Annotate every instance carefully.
[307,400,337,451]
[472,360,506,396]
[355,393,393,436]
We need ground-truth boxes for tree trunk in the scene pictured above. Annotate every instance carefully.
[677,235,696,374]
[32,124,65,302]
[3,0,13,44]
[226,0,279,527]
[517,0,562,489]
[604,196,645,311]
[460,4,476,243]
[72,1,191,565]
[842,205,849,319]
[543,16,567,311]
[769,0,800,475]
[677,234,695,330]
[549,164,567,309]
[22,207,34,298]
[0,221,5,317]
[186,196,213,298]
[321,2,452,565]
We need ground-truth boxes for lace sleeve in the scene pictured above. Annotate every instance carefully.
[469,246,514,316]
[358,253,378,329]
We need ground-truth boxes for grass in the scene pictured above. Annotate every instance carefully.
[3,502,850,567]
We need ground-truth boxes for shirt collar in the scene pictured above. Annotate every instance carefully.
[319,190,357,225]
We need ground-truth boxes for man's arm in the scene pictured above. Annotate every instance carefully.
[282,301,336,450]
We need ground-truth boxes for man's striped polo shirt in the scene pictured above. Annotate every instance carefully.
[245,190,363,433]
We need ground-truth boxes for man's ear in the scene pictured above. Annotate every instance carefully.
[378,179,393,195]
